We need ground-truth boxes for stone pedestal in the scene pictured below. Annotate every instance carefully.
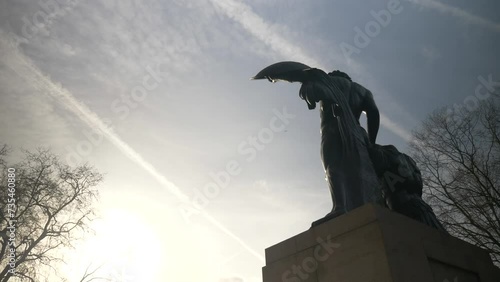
[262,204,500,282]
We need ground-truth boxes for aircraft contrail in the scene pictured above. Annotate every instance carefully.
[407,0,500,33]
[209,0,413,141]
[0,31,265,263]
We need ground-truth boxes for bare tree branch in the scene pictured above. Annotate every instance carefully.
[0,147,103,282]
[410,96,500,265]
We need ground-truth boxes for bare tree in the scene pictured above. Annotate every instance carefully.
[409,94,500,264]
[0,147,103,281]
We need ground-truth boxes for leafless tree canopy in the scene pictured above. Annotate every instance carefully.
[409,95,500,265]
[0,147,102,282]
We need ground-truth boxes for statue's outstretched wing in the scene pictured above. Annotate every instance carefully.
[251,61,311,83]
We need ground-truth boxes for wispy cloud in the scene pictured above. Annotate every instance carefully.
[0,29,265,263]
[0,31,191,202]
[209,0,321,68]
[380,114,412,141]
[407,0,500,33]
[208,0,412,141]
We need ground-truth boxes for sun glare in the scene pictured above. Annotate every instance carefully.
[63,208,163,281]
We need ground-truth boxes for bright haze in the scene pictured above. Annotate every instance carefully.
[0,0,499,281]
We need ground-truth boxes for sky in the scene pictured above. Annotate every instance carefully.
[0,0,499,281]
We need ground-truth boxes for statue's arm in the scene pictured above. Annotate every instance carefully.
[364,91,380,144]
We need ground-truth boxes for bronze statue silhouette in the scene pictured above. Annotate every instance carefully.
[253,62,382,226]
[253,61,446,231]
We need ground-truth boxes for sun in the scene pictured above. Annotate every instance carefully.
[62,207,163,281]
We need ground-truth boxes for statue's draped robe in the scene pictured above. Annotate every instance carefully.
[301,70,382,215]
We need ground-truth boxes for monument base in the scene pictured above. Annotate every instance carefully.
[262,204,500,282]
